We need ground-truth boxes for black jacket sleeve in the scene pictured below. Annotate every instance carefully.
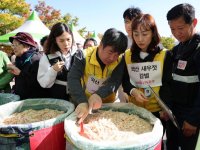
[122,62,135,95]
[67,50,88,106]
[187,47,200,126]
[159,50,174,108]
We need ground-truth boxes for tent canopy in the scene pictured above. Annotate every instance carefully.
[0,11,50,44]
[70,23,85,45]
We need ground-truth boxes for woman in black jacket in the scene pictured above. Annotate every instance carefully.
[7,32,47,99]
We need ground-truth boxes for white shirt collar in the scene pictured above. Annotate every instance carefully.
[140,51,149,59]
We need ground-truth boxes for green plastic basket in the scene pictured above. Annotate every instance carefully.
[0,98,74,150]
[0,93,20,105]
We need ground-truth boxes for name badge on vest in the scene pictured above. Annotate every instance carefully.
[144,87,151,97]
[86,76,106,94]
[177,60,187,70]
[127,61,162,88]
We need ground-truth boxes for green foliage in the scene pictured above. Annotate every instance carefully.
[160,36,175,50]
[77,27,87,37]
[34,1,87,37]
[62,13,79,26]
[0,0,93,38]
[35,1,88,37]
[34,1,62,29]
[84,31,102,40]
[84,31,93,39]
[0,0,30,35]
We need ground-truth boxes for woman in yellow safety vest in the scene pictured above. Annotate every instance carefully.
[90,14,173,150]
[92,14,172,116]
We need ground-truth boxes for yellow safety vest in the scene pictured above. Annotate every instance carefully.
[124,49,166,112]
[83,47,121,103]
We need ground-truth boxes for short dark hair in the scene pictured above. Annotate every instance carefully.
[167,3,195,24]
[131,14,160,56]
[123,6,142,20]
[101,28,127,54]
[40,35,48,46]
[45,22,74,54]
[83,38,97,48]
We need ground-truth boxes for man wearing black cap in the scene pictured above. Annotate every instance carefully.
[7,32,47,99]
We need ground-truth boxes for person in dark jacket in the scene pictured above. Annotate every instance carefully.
[7,32,46,99]
[165,3,200,150]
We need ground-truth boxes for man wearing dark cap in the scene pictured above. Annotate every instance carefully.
[7,32,47,99]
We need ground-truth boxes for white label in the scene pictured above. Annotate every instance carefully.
[86,75,106,94]
[127,61,162,88]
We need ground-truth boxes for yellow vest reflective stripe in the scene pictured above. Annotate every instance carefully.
[124,49,166,112]
[0,133,20,138]
[83,47,121,103]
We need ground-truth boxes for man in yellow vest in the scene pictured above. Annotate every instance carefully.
[68,28,127,123]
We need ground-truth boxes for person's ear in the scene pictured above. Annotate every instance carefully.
[193,18,197,27]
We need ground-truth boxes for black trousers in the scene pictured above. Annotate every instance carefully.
[166,120,199,150]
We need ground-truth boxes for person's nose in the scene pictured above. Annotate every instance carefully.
[138,34,143,42]
[64,40,69,46]
[128,23,132,29]
[109,54,118,62]
[172,29,181,38]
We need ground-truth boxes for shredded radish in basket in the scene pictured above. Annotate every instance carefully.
[81,110,153,141]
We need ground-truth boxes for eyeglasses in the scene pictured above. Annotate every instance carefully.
[11,43,21,48]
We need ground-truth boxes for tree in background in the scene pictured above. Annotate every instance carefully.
[62,13,79,26]
[84,31,102,41]
[34,1,62,28]
[0,0,30,35]
[161,36,175,50]
[0,0,96,39]
[62,13,87,37]
[34,0,87,37]
[78,27,87,37]
[97,33,103,40]
[85,31,94,39]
